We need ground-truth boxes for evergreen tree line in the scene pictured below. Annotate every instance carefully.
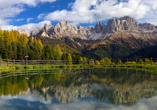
[0,29,88,61]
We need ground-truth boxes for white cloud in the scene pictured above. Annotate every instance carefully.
[1,20,51,31]
[0,92,157,110]
[27,18,33,23]
[16,18,25,22]
[0,0,57,8]
[1,0,157,31]
[143,0,157,10]
[44,0,157,26]
[0,0,57,26]
[0,6,24,18]
[0,19,11,25]
[1,94,52,105]
[41,96,157,110]
[39,0,56,3]
[0,6,24,25]
[38,13,45,19]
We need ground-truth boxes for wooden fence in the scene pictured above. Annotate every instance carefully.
[117,58,157,65]
[0,58,157,66]
[0,58,91,66]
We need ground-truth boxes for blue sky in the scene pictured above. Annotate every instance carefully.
[0,0,157,31]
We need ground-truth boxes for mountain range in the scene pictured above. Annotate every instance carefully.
[18,16,157,60]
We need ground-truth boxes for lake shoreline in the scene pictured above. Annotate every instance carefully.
[0,64,157,73]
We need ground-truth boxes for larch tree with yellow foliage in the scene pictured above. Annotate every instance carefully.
[37,39,43,50]
[3,30,11,46]
[19,34,28,46]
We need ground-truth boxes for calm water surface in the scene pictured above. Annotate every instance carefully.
[0,68,157,110]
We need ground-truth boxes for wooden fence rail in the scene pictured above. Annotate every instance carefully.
[0,58,91,66]
[117,58,157,65]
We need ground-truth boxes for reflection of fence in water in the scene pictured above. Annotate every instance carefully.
[0,70,64,79]
[0,69,94,80]
[0,68,153,82]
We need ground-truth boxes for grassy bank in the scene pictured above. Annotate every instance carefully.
[0,64,157,73]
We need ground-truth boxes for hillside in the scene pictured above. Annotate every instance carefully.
[20,16,157,60]
[128,45,157,59]
[35,35,82,54]
[34,31,157,60]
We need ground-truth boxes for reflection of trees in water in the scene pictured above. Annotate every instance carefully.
[92,84,157,106]
[89,68,157,106]
[0,68,157,105]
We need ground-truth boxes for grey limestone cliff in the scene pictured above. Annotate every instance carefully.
[17,16,157,40]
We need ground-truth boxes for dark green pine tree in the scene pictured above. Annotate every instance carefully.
[7,44,13,59]
[45,52,50,60]
[28,44,38,60]
[34,42,42,60]
[43,45,52,60]
[28,44,39,60]
[28,38,34,45]
[17,42,23,60]
[3,45,8,59]
[22,46,28,59]
[61,53,67,60]
[51,47,55,60]
[11,41,17,59]
[0,37,4,58]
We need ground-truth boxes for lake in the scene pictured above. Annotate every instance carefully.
[0,68,157,110]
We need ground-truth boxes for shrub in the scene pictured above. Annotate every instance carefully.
[100,59,105,65]
[145,58,151,64]
[138,59,144,64]
[104,57,112,65]
[90,59,95,65]
[95,60,100,65]
[119,59,123,64]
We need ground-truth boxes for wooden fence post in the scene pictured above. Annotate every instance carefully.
[25,59,28,65]
[151,57,153,65]
[7,59,9,66]
[13,59,15,65]
[0,58,1,66]
[37,59,39,65]
[88,60,90,65]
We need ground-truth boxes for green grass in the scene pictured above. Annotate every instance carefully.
[1,63,157,73]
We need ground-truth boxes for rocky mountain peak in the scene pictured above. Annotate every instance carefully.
[77,25,83,29]
[95,22,103,33]
[31,27,42,36]
[121,16,137,23]
[17,29,30,36]
[17,16,157,40]
[44,23,54,34]
[56,20,66,27]
[66,21,71,26]
[105,16,139,33]
[139,23,156,30]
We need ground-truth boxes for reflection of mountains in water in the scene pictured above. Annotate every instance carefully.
[1,68,157,105]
